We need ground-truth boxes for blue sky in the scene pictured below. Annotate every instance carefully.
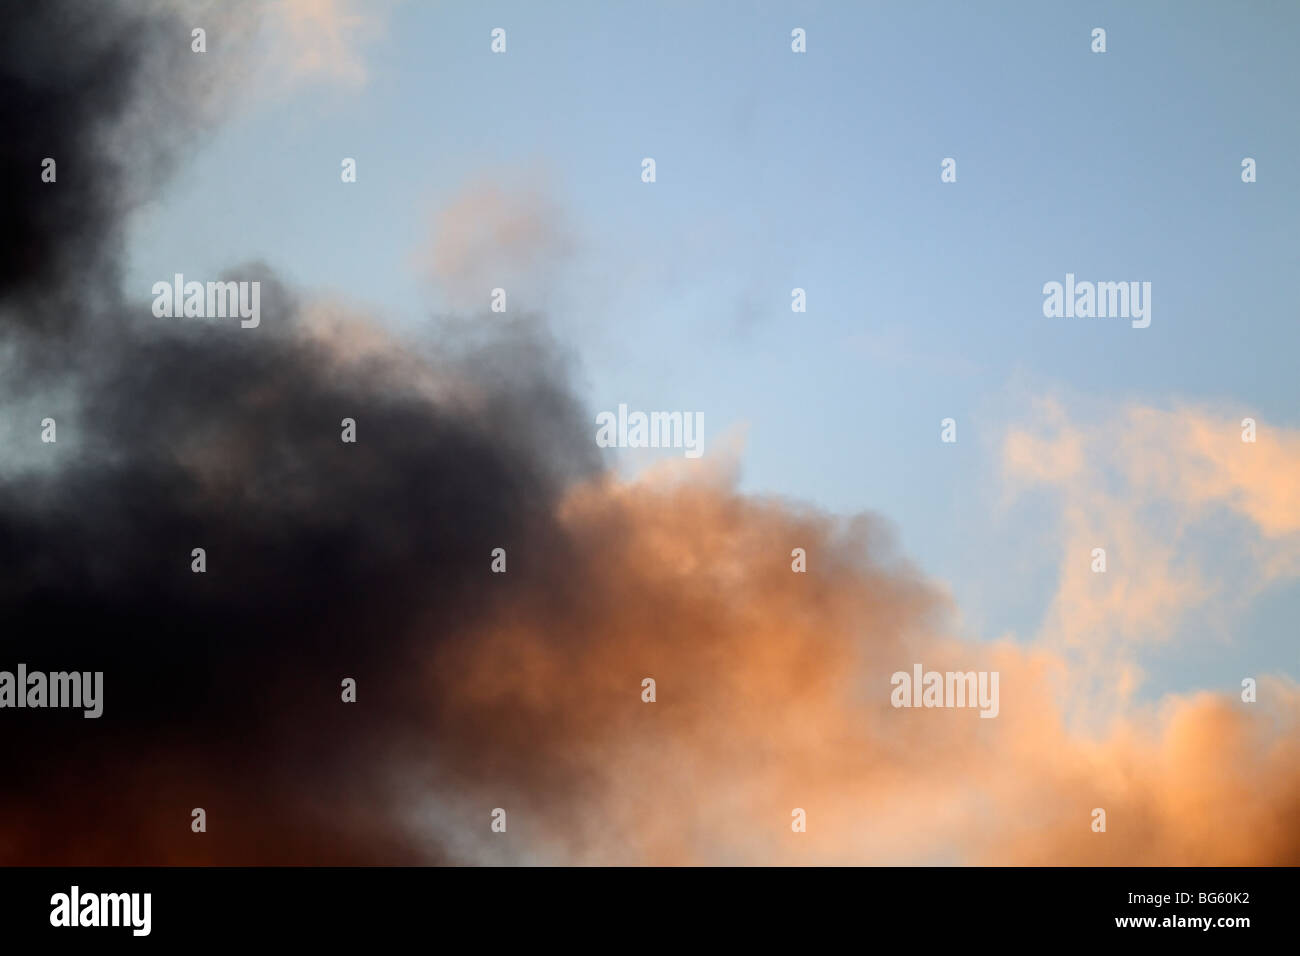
[125,0,1300,697]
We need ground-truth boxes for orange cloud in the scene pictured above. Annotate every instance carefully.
[277,0,384,88]
[1000,402,1300,716]
[415,177,575,310]
[414,466,1300,864]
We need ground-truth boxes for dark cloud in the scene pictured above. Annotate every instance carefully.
[0,0,596,864]
[5,1,1298,869]
[0,1,242,331]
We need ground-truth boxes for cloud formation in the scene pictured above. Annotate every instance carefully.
[416,176,575,310]
[412,472,1300,865]
[1004,399,1300,710]
[1,0,1295,868]
[274,0,386,89]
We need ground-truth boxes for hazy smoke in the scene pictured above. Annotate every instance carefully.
[3,1,1297,867]
[0,0,594,864]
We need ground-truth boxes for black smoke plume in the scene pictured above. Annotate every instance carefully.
[0,0,595,864]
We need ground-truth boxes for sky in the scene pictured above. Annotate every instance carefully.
[124,0,1300,702]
